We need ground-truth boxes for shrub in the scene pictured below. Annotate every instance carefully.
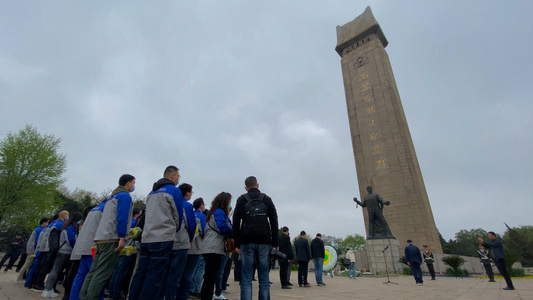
[508,268,525,277]
[403,267,412,275]
[445,267,469,277]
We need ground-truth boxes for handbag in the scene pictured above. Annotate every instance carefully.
[224,237,235,253]
[209,222,234,253]
[344,258,351,265]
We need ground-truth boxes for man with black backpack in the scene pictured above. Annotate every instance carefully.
[30,210,69,291]
[233,176,278,300]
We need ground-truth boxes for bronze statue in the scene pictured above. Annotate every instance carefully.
[353,186,395,239]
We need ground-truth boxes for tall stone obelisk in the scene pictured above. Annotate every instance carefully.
[335,7,442,267]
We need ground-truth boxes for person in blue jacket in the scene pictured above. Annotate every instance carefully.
[80,174,135,300]
[404,240,423,286]
[42,212,83,297]
[200,192,233,300]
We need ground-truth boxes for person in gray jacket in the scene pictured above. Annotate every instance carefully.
[201,192,233,300]
[42,212,83,298]
[163,183,196,300]
[129,166,184,300]
[80,174,135,300]
[69,200,108,300]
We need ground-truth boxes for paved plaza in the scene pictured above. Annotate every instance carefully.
[1,270,531,300]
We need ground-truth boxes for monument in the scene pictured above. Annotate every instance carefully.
[335,7,442,274]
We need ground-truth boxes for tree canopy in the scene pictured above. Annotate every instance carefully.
[0,125,67,230]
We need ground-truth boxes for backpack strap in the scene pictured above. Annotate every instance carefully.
[243,193,265,203]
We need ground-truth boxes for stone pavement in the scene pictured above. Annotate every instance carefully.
[1,269,531,300]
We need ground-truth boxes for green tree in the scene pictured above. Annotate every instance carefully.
[503,224,533,267]
[338,234,366,254]
[0,125,67,231]
[453,228,488,256]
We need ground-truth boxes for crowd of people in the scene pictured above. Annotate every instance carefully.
[2,164,517,299]
[4,166,318,300]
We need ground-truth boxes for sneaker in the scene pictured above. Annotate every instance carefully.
[213,293,228,300]
[281,285,292,289]
[189,292,201,299]
[49,291,59,298]
[503,286,514,290]
[42,290,52,298]
[32,285,45,292]
[303,283,311,287]
[317,282,326,286]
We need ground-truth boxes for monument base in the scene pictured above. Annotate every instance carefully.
[366,238,402,275]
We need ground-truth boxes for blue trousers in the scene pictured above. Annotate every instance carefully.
[128,241,173,300]
[240,244,271,300]
[313,258,324,284]
[409,262,423,284]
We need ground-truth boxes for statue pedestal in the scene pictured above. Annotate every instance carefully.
[366,239,402,275]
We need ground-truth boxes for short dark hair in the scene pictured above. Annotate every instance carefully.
[488,231,496,236]
[119,174,135,186]
[407,239,412,243]
[282,226,289,233]
[245,176,258,188]
[423,245,428,247]
[193,198,204,210]
[316,233,322,237]
[39,218,49,225]
[300,231,306,236]
[164,165,179,178]
[133,208,141,216]
[178,183,193,195]
[52,214,59,221]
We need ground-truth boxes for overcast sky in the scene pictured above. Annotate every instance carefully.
[2,1,532,242]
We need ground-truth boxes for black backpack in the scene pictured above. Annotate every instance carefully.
[242,194,270,239]
[48,227,61,253]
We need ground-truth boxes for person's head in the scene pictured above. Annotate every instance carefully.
[245,176,258,191]
[164,165,180,185]
[178,183,193,200]
[346,247,351,251]
[133,208,142,220]
[488,231,497,240]
[52,214,59,221]
[407,239,412,244]
[206,192,232,220]
[300,231,306,237]
[423,245,429,250]
[15,234,22,239]
[316,233,322,239]
[82,206,95,221]
[39,218,49,227]
[366,186,373,193]
[282,226,289,234]
[62,212,83,231]
[478,244,485,250]
[58,210,69,221]
[119,174,136,192]
[193,198,205,211]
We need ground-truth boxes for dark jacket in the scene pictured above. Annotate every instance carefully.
[294,237,311,262]
[404,244,422,264]
[481,239,504,259]
[232,188,278,248]
[310,237,325,259]
[278,233,294,260]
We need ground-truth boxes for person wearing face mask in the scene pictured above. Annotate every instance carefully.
[79,174,135,300]
[128,165,185,300]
